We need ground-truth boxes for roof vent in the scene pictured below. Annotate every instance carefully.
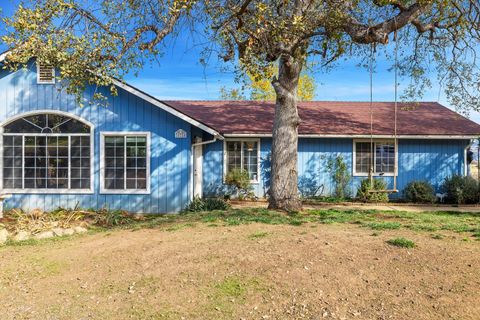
[37,63,55,84]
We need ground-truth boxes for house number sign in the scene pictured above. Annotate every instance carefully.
[175,129,187,139]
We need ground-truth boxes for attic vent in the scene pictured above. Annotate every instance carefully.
[37,64,55,84]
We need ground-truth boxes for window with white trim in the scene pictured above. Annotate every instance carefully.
[101,133,150,192]
[2,113,92,191]
[354,140,396,175]
[225,140,259,182]
[37,64,55,84]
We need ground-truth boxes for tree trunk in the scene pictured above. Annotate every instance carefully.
[268,53,303,211]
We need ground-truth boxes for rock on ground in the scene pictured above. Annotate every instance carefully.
[63,228,75,236]
[73,226,88,234]
[52,228,65,237]
[13,231,30,242]
[34,231,54,240]
[0,229,8,244]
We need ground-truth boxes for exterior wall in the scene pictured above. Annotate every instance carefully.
[0,64,192,213]
[203,137,469,198]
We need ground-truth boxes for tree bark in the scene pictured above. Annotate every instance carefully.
[268,53,303,211]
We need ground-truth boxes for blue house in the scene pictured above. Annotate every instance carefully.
[0,58,479,213]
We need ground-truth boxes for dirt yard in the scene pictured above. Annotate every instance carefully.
[1,213,479,320]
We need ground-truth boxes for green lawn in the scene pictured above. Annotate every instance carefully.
[136,207,480,240]
[4,207,480,248]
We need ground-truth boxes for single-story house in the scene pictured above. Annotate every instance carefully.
[0,59,479,213]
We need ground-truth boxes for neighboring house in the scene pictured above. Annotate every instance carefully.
[0,59,479,213]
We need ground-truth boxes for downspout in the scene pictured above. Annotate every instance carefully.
[464,140,474,177]
[189,134,223,201]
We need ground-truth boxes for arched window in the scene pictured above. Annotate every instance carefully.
[2,112,92,192]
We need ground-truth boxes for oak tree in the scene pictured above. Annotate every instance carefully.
[206,0,480,210]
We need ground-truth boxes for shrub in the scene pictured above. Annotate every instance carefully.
[327,155,351,199]
[442,175,479,204]
[184,197,230,212]
[225,168,254,200]
[203,198,231,211]
[184,197,206,212]
[94,209,133,227]
[387,237,416,248]
[356,178,389,202]
[403,180,435,203]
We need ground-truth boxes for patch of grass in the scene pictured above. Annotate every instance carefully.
[440,223,476,233]
[215,276,246,298]
[431,234,444,240]
[371,232,380,236]
[407,224,438,232]
[248,231,269,239]
[209,275,264,313]
[288,219,305,226]
[2,231,94,247]
[366,222,401,230]
[27,256,67,275]
[387,237,416,248]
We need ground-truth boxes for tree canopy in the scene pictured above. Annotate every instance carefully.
[2,0,195,104]
[220,65,316,101]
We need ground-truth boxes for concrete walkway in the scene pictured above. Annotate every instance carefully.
[231,201,480,213]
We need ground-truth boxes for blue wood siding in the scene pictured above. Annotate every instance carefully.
[203,138,469,198]
[0,64,193,213]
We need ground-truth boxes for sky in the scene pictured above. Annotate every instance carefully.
[1,1,480,124]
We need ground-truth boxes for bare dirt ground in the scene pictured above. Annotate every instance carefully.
[0,222,479,320]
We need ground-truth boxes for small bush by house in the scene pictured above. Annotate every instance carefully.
[225,168,255,200]
[184,197,231,212]
[327,155,351,199]
[442,175,479,204]
[356,178,389,203]
[403,180,436,203]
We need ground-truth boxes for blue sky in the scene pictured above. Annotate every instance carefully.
[1,1,480,123]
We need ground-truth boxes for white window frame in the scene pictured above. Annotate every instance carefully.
[0,110,94,194]
[223,138,261,184]
[352,139,398,177]
[100,132,151,195]
[36,64,55,84]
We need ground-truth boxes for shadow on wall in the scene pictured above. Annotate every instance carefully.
[298,153,326,197]
[261,151,271,198]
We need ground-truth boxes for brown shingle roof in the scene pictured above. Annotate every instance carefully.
[163,100,480,137]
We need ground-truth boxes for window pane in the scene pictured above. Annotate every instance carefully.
[375,142,395,173]
[104,136,125,190]
[2,115,92,190]
[243,141,258,181]
[104,135,148,191]
[226,141,242,173]
[70,136,91,189]
[355,142,372,174]
[2,135,23,188]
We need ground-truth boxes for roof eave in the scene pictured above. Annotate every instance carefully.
[224,133,478,139]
